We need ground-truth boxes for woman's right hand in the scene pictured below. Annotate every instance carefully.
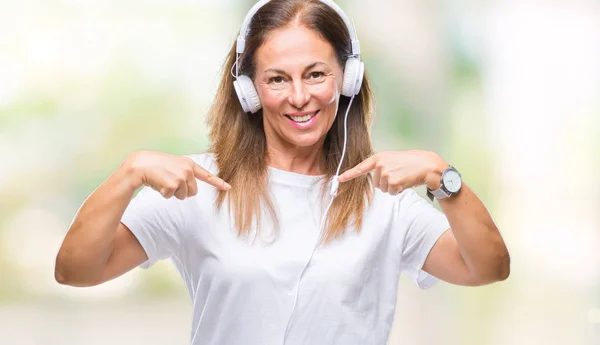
[126,150,231,200]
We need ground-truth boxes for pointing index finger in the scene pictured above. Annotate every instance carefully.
[338,155,377,182]
[193,164,231,190]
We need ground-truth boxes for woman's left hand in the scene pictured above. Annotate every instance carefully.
[337,150,449,195]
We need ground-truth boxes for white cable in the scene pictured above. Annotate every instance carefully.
[231,54,241,78]
[282,94,355,344]
[336,95,354,177]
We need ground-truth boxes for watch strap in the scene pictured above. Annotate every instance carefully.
[426,186,451,201]
[427,187,452,200]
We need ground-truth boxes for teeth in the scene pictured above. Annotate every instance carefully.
[289,112,316,123]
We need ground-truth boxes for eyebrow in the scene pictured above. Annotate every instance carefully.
[264,61,328,75]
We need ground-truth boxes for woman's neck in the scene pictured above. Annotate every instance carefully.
[265,143,325,176]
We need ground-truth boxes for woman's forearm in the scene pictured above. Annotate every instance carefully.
[55,158,141,285]
[437,182,510,282]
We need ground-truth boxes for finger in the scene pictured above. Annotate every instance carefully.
[373,162,382,189]
[389,185,404,196]
[193,164,231,190]
[338,155,378,182]
[186,173,198,197]
[379,172,389,193]
[388,180,404,195]
[159,181,178,199]
[173,180,188,200]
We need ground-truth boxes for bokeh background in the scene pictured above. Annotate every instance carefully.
[1,0,599,344]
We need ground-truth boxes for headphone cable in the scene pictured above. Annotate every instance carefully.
[281,94,355,344]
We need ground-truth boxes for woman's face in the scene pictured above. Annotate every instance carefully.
[253,24,344,153]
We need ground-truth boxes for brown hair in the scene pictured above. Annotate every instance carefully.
[206,0,374,243]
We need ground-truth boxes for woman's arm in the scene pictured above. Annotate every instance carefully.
[55,159,146,287]
[337,150,510,286]
[55,151,230,287]
[422,180,510,286]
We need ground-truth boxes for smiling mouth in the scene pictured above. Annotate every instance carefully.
[285,110,320,123]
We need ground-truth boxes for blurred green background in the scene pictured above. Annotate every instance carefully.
[1,0,599,344]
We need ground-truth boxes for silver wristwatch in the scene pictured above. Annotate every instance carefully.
[426,166,462,201]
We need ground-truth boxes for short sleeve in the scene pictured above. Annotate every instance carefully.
[397,189,450,289]
[121,186,188,269]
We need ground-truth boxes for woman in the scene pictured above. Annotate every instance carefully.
[55,0,510,344]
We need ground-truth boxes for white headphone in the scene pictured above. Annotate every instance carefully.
[233,0,365,114]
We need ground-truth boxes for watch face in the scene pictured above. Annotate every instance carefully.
[442,169,462,193]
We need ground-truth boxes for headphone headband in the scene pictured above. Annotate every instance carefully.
[236,0,360,56]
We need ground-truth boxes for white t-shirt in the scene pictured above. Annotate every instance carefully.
[121,153,450,345]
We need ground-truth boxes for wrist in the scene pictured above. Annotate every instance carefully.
[119,152,146,191]
[424,153,449,190]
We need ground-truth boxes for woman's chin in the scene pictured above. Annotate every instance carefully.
[283,132,324,148]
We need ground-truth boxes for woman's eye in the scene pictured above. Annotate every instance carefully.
[309,72,325,79]
[269,76,285,84]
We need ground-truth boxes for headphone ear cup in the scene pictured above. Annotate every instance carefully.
[341,57,364,97]
[233,75,262,113]
[233,79,250,113]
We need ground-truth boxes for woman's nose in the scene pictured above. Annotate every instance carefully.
[288,80,310,109]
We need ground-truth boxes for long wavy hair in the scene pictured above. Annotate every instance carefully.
[206,0,374,243]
